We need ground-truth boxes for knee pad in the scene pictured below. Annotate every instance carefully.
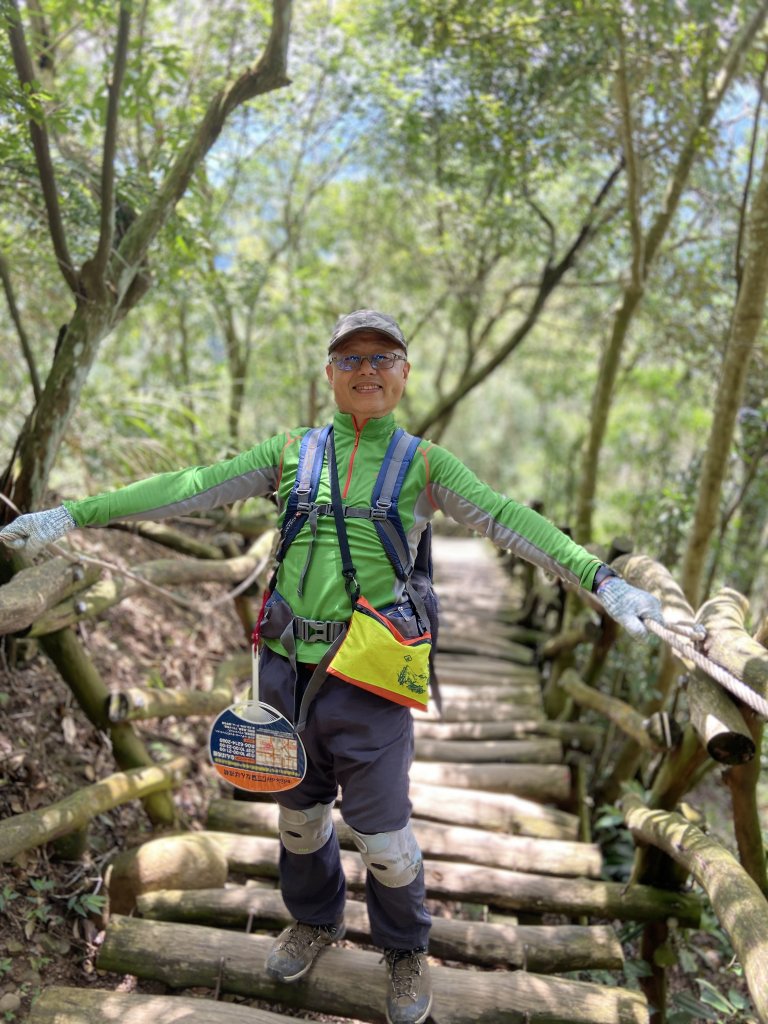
[278,801,334,855]
[347,822,422,888]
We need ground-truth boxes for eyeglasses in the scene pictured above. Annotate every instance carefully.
[328,353,407,372]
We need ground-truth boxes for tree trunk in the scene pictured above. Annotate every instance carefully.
[723,707,767,895]
[0,305,113,515]
[623,792,768,1022]
[202,831,699,925]
[574,2,768,543]
[0,555,101,635]
[414,717,603,751]
[416,698,544,723]
[696,588,768,698]
[204,801,603,878]
[558,667,670,752]
[26,531,275,637]
[413,736,563,764]
[600,553,699,803]
[28,987,291,1024]
[96,916,651,1023]
[0,757,188,862]
[408,761,571,802]
[40,628,179,825]
[686,671,754,764]
[0,1,293,516]
[409,782,581,839]
[680,130,768,606]
[106,653,249,723]
[137,886,623,973]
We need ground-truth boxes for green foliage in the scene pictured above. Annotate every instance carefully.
[66,890,106,917]
[0,884,19,913]
[593,801,637,882]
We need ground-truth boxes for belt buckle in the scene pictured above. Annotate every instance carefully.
[304,619,330,643]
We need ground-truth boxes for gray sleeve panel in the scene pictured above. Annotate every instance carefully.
[429,481,584,588]
[113,466,280,523]
[66,462,281,527]
[404,491,439,561]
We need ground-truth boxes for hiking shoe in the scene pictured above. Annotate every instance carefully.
[384,947,433,1024]
[265,921,346,982]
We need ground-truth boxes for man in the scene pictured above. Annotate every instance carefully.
[0,309,662,1024]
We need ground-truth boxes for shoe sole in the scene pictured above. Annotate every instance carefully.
[385,991,433,1024]
[266,961,314,983]
[266,923,348,984]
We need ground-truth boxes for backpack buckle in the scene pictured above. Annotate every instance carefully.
[371,501,391,521]
[296,618,344,643]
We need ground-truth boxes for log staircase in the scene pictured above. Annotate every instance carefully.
[29,536,701,1024]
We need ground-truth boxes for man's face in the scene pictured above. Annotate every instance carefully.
[325,331,410,422]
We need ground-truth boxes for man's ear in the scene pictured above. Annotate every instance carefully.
[325,363,334,386]
[402,360,411,382]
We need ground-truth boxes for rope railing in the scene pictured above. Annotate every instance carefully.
[647,618,768,720]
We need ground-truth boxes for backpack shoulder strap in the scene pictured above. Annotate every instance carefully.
[277,424,331,559]
[370,428,423,580]
[373,430,440,707]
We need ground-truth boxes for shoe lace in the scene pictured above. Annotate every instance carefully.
[282,923,324,955]
[385,948,425,999]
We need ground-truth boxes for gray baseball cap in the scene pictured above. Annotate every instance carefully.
[327,309,407,354]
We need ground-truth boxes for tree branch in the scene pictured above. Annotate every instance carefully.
[615,19,644,287]
[3,0,78,293]
[92,1,132,280]
[0,253,41,401]
[644,0,768,266]
[735,51,768,289]
[110,0,293,311]
[412,162,623,437]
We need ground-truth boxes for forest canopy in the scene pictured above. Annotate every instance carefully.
[0,0,766,613]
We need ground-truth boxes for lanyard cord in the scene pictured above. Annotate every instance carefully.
[325,430,360,606]
[645,618,768,720]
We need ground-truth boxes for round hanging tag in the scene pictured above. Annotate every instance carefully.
[209,701,306,793]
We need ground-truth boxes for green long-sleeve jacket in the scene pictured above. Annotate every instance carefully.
[65,411,602,662]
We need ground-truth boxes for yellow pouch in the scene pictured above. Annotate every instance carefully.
[327,596,431,710]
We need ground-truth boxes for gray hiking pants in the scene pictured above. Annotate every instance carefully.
[259,646,431,950]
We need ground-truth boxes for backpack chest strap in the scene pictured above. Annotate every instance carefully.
[295,502,392,521]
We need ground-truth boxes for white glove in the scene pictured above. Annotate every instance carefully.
[597,576,663,642]
[0,506,77,555]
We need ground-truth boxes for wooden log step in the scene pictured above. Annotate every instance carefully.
[435,653,537,675]
[414,717,602,751]
[409,782,581,838]
[438,614,549,646]
[409,761,571,802]
[205,801,603,877]
[0,757,190,863]
[96,916,650,1023]
[432,681,543,702]
[137,886,624,972]
[204,832,700,924]
[416,701,544,722]
[28,986,291,1023]
[437,636,538,661]
[414,736,563,763]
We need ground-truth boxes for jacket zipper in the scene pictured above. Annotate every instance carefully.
[342,420,364,498]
